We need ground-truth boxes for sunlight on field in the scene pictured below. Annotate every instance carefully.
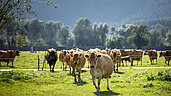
[0,51,170,69]
[0,69,170,96]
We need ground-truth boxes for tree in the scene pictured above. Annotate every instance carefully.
[0,0,56,29]
[57,26,70,46]
[105,35,124,49]
[149,29,164,47]
[128,24,150,49]
[166,31,171,46]
[72,18,92,47]
[16,34,26,49]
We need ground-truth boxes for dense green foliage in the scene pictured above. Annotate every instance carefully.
[0,18,171,50]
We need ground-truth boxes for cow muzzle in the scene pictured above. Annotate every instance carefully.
[90,65,95,68]
[74,62,78,65]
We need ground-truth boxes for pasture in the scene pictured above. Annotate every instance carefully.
[0,51,170,69]
[0,51,171,96]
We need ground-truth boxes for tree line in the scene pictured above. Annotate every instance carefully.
[0,18,171,50]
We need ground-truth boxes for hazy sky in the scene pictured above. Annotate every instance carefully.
[26,0,170,28]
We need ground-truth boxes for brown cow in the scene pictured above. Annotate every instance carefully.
[45,48,58,72]
[109,49,121,72]
[144,50,157,64]
[70,51,86,82]
[130,49,143,66]
[0,50,20,67]
[120,49,132,66]
[63,50,72,74]
[159,50,171,65]
[59,50,65,70]
[85,52,114,93]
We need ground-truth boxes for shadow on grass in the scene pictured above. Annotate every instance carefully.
[94,90,120,96]
[114,71,124,74]
[73,81,87,86]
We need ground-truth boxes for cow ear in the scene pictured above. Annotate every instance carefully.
[97,55,101,58]
[85,55,89,58]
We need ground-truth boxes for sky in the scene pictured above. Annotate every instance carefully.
[26,0,170,28]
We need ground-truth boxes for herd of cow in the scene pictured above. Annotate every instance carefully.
[0,48,170,92]
[45,48,171,93]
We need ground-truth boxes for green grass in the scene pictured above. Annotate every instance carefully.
[0,51,171,96]
[0,68,170,96]
[0,51,170,69]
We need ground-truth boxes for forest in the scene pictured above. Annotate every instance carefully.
[0,17,171,51]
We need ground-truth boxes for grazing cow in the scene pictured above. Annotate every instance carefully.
[109,49,121,72]
[45,48,58,72]
[120,49,132,66]
[0,50,20,67]
[59,50,65,70]
[130,49,143,66]
[85,52,114,93]
[159,50,171,65]
[70,51,86,82]
[144,50,157,64]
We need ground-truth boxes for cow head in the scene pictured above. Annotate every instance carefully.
[15,50,20,56]
[48,50,56,60]
[73,53,82,65]
[85,53,101,68]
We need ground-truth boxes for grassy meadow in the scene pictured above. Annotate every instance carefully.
[0,51,171,96]
[0,51,170,69]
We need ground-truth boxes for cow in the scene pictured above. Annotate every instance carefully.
[109,49,121,72]
[59,50,65,70]
[70,51,86,83]
[85,51,114,93]
[45,48,58,72]
[0,50,20,67]
[63,50,72,74]
[159,50,171,65]
[130,49,143,66]
[144,50,157,64]
[120,49,132,66]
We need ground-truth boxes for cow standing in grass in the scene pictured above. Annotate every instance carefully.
[70,51,86,83]
[0,50,20,67]
[159,50,171,65]
[85,51,114,93]
[144,50,157,64]
[45,48,58,72]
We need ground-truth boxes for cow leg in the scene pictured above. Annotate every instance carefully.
[107,77,110,90]
[117,62,118,72]
[73,67,77,82]
[150,59,152,64]
[63,63,65,70]
[168,60,170,66]
[113,64,115,72]
[61,62,62,69]
[78,70,81,83]
[92,76,97,89]
[69,64,71,74]
[49,64,51,72]
[52,63,55,72]
[131,60,133,66]
[12,61,14,67]
[0,62,1,66]
[122,60,124,66]
[7,60,9,66]
[137,61,138,66]
[97,78,101,93]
